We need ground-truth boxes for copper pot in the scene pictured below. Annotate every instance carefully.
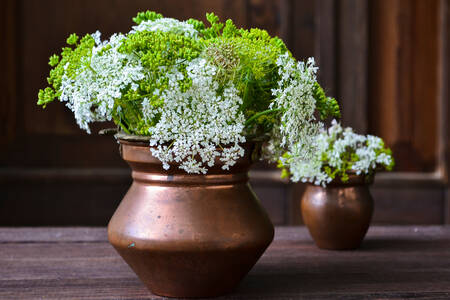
[301,175,374,250]
[108,139,274,298]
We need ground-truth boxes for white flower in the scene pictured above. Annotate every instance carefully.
[59,32,145,133]
[91,30,102,45]
[130,18,199,38]
[284,120,393,186]
[266,53,322,160]
[146,58,246,174]
[142,98,157,122]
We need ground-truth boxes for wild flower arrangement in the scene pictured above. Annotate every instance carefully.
[37,11,340,174]
[278,120,394,186]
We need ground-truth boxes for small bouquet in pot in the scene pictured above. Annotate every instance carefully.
[281,121,395,250]
[37,11,340,174]
[278,120,395,186]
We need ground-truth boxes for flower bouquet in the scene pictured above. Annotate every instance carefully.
[279,120,394,249]
[37,10,340,297]
[38,11,340,173]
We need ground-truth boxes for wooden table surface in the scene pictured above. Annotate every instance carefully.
[1,226,449,300]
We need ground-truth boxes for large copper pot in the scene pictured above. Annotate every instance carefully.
[108,139,274,298]
[301,175,374,250]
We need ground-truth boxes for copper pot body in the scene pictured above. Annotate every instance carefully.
[301,176,374,250]
[108,140,274,298]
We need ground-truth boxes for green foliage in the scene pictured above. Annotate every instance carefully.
[37,33,95,107]
[48,54,60,67]
[120,31,203,72]
[278,152,292,179]
[37,10,339,141]
[313,82,341,120]
[374,141,395,171]
[186,18,206,32]
[114,30,204,134]
[66,33,79,45]
[132,10,163,24]
[201,12,224,38]
[322,150,360,182]
[198,16,289,135]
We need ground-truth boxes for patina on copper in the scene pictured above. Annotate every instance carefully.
[108,138,274,298]
[301,174,374,250]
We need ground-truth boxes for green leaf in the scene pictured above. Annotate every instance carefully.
[66,33,79,45]
[132,11,163,24]
[48,54,60,67]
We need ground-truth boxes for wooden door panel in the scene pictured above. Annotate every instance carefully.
[1,0,448,225]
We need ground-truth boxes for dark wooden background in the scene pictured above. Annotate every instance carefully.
[1,0,449,226]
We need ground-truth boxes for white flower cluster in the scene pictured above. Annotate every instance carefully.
[267,53,322,159]
[130,18,199,38]
[57,28,246,174]
[59,32,145,133]
[283,120,394,186]
[55,26,339,175]
[146,58,246,174]
[353,135,393,174]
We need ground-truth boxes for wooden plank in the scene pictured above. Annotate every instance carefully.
[0,279,449,300]
[245,0,292,44]
[0,168,130,183]
[314,0,337,96]
[0,227,449,299]
[2,226,448,243]
[337,0,369,133]
[371,187,445,224]
[446,187,450,224]
[445,0,450,225]
[0,278,153,300]
[0,0,17,147]
[288,182,305,225]
[290,0,315,60]
[0,227,107,243]
[251,181,290,225]
[411,0,441,172]
[369,0,441,172]
[446,0,450,219]
[0,182,129,226]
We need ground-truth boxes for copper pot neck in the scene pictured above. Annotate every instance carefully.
[119,139,253,185]
[132,171,249,185]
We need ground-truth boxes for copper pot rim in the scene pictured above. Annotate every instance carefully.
[308,173,375,187]
[117,136,257,176]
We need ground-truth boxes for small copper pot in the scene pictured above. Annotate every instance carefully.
[108,139,274,298]
[301,175,374,250]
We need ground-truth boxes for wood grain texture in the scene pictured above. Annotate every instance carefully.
[369,0,441,172]
[371,186,445,224]
[0,226,449,299]
[290,0,315,60]
[0,0,17,146]
[0,181,129,226]
[314,0,336,97]
[446,188,450,224]
[446,0,450,225]
[337,0,368,133]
